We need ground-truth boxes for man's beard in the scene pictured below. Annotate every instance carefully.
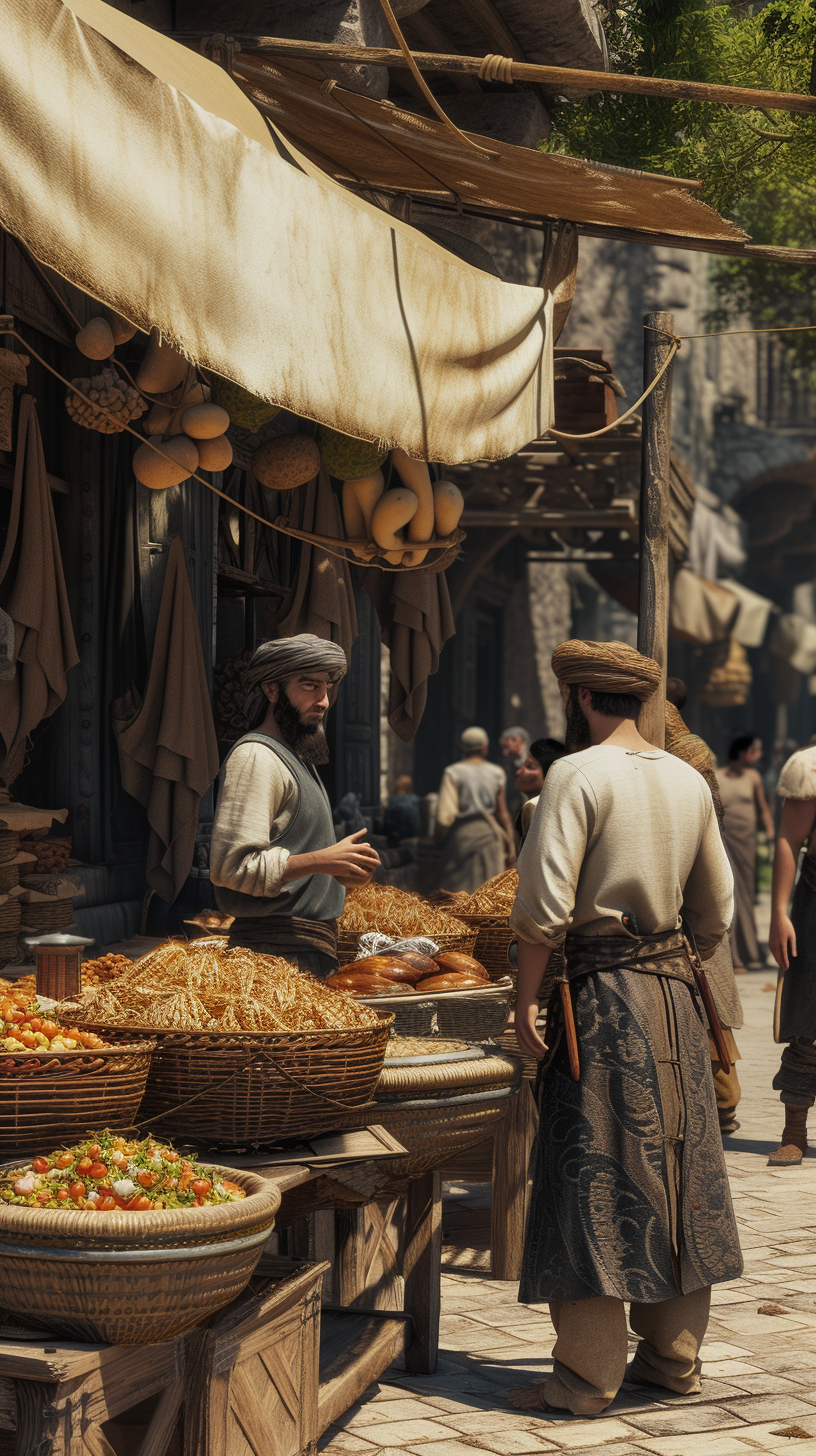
[564,685,592,752]
[273,688,330,765]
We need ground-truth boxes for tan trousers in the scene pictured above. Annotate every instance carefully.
[709,1029,741,1129]
[544,1286,711,1416]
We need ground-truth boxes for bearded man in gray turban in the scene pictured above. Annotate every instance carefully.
[210,634,380,975]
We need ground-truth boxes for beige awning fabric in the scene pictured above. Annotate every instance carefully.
[670,568,740,646]
[0,0,553,465]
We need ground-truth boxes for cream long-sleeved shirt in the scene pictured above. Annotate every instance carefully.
[510,744,734,958]
[210,741,297,901]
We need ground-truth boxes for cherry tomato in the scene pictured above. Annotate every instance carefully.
[56,1152,73,1169]
[97,1185,114,1200]
[10,1010,25,1024]
[32,1157,49,1174]
[27,1017,42,1033]
[191,1179,211,1198]
[163,1151,179,1162]
[87,1144,101,1160]
[40,1021,59,1040]
[138,1171,154,1189]
[133,1195,152,1211]
[36,1191,50,1205]
[56,1189,69,1202]
[77,1157,93,1175]
[220,1180,242,1194]
[95,1196,114,1211]
[68,1182,86,1203]
[89,1162,107,1181]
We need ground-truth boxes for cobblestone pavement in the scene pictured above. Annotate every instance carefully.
[320,974,816,1456]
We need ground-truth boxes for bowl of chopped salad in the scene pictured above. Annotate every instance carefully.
[0,1131,280,1343]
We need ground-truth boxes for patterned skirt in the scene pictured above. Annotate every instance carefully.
[519,931,743,1305]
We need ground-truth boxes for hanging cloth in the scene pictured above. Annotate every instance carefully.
[0,395,79,783]
[112,536,219,903]
[364,567,455,742]
[276,470,358,683]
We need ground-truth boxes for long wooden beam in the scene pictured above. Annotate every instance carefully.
[199,36,816,115]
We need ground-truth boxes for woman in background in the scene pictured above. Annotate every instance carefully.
[515,737,566,849]
[716,734,775,971]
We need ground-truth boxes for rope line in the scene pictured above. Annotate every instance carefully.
[548,339,679,440]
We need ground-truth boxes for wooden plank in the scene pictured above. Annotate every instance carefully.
[221,37,816,115]
[334,1208,366,1306]
[403,1170,442,1375]
[637,311,674,748]
[490,1084,537,1280]
[318,1311,410,1434]
[139,1379,185,1456]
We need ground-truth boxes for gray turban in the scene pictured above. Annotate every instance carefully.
[244,634,347,728]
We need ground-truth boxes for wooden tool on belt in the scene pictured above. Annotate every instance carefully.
[559,980,580,1082]
[684,937,731,1074]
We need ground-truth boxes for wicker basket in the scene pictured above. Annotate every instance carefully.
[70,1017,393,1146]
[0,1042,155,1158]
[19,897,73,933]
[358,995,436,1037]
[455,914,516,980]
[0,1164,279,1343]
[337,928,478,967]
[435,979,512,1040]
[337,1043,521,1191]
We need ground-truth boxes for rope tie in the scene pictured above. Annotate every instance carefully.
[479,54,515,84]
[321,78,338,95]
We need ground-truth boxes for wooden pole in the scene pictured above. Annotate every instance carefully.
[637,311,674,748]
[217,37,816,115]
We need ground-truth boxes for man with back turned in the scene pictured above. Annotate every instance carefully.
[510,639,741,1417]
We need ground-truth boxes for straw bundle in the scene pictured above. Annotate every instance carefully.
[340,884,469,938]
[455,869,519,917]
[60,939,379,1033]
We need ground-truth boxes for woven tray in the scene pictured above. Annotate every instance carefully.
[337,928,478,967]
[335,1045,521,1189]
[69,1016,394,1146]
[0,1163,279,1343]
[0,1042,155,1157]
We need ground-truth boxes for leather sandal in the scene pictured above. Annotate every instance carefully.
[768,1142,806,1166]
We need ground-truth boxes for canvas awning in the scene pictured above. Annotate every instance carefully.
[231,53,746,246]
[0,0,554,464]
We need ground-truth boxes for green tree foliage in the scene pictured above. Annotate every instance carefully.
[543,0,816,365]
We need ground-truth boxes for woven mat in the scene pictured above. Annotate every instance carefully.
[0,863,20,892]
[0,934,21,965]
[0,833,21,866]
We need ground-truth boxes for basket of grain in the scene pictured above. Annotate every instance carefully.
[59,940,393,1146]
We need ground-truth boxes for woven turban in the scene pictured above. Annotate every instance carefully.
[245,634,347,727]
[551,639,661,701]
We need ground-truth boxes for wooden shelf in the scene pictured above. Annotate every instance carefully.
[318,1309,410,1433]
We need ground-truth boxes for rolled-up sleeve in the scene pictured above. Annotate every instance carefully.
[681,800,734,959]
[210,744,294,899]
[510,763,595,946]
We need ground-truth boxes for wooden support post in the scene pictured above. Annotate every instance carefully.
[403,1170,442,1375]
[490,1084,538,1280]
[637,310,674,748]
[334,1208,366,1306]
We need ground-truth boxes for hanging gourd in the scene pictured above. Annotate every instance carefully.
[252,434,321,490]
[136,329,189,394]
[318,426,388,481]
[433,480,464,537]
[372,487,419,565]
[181,402,230,440]
[210,376,280,431]
[196,435,233,472]
[75,317,115,361]
[133,435,199,490]
[392,449,434,566]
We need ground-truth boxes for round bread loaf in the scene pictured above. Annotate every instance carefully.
[393,951,438,976]
[415,972,487,993]
[434,952,490,981]
[350,955,424,984]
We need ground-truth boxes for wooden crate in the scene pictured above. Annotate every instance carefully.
[184,1254,329,1456]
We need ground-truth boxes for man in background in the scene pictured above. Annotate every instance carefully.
[436,727,515,892]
